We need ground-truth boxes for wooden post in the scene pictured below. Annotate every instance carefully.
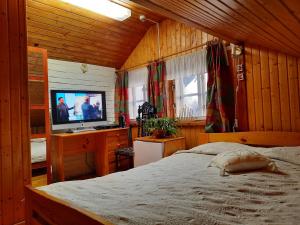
[0,0,30,224]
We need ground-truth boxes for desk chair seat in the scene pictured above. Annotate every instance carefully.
[115,147,134,171]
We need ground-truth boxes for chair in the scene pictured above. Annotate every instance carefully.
[115,147,134,171]
[115,125,134,171]
[136,102,157,137]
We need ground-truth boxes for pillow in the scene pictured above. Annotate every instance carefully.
[209,149,277,176]
[258,146,300,166]
[177,142,251,155]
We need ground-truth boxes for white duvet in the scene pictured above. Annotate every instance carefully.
[39,142,300,225]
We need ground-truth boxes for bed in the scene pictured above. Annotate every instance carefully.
[25,132,300,225]
[31,138,47,170]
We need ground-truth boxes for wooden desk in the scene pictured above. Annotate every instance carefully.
[134,136,186,167]
[51,128,128,182]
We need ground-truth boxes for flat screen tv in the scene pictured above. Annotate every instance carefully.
[51,90,107,130]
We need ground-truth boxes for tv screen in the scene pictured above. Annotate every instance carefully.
[51,90,107,125]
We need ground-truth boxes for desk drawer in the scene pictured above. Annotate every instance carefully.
[63,135,96,154]
[106,130,128,151]
[107,141,128,152]
[106,129,127,137]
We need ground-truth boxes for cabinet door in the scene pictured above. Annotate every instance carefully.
[133,141,164,167]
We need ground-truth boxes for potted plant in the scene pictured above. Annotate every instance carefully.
[144,118,177,138]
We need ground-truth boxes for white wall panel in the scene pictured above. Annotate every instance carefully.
[48,59,116,123]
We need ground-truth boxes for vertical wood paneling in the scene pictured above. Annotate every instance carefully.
[278,53,291,131]
[252,48,264,130]
[287,56,300,131]
[122,19,212,69]
[246,45,300,132]
[124,20,300,134]
[268,51,282,131]
[260,49,273,131]
[245,47,256,131]
[0,0,30,224]
[177,124,205,149]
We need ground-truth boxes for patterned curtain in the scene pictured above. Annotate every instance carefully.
[114,70,130,126]
[205,41,234,133]
[147,61,167,117]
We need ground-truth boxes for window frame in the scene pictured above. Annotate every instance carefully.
[128,84,148,120]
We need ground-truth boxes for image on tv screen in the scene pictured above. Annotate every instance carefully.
[55,92,103,123]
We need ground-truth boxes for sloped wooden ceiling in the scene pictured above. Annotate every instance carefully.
[26,0,165,68]
[132,0,300,57]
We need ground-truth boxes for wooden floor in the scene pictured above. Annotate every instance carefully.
[32,175,47,187]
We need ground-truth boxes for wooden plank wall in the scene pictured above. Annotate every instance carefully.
[245,46,300,132]
[0,0,30,224]
[177,124,205,149]
[131,123,205,150]
[123,19,300,134]
[48,59,116,123]
[122,19,214,69]
[125,19,211,149]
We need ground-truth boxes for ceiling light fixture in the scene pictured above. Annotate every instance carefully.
[61,0,131,21]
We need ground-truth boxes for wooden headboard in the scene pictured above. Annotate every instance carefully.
[199,132,300,147]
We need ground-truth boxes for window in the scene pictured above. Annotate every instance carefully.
[128,85,147,119]
[128,67,148,119]
[166,49,207,119]
[175,73,207,118]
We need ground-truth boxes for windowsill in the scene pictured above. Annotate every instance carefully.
[176,119,206,126]
[130,119,205,127]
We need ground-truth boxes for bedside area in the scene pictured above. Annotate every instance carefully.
[133,136,186,167]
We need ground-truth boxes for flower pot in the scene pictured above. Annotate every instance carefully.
[152,129,171,139]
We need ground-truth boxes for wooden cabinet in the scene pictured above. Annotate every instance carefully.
[134,136,186,167]
[28,47,51,185]
[28,47,50,139]
[51,128,129,182]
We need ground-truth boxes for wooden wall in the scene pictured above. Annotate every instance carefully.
[0,0,30,224]
[131,122,205,150]
[124,19,300,134]
[122,19,214,69]
[245,46,300,132]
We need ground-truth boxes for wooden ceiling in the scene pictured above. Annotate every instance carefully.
[26,0,165,68]
[132,0,300,57]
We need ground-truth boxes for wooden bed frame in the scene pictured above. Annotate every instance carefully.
[25,131,300,225]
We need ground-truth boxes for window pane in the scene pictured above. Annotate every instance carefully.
[128,87,133,102]
[129,102,134,119]
[183,75,197,95]
[182,95,200,117]
[135,86,144,101]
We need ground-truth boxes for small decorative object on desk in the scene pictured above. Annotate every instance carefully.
[144,118,177,139]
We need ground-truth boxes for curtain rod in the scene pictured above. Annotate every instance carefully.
[117,42,208,73]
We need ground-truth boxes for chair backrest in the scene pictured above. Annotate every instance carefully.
[136,102,157,137]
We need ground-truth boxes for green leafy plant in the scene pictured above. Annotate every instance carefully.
[144,118,177,138]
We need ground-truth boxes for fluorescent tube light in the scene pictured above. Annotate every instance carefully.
[62,0,131,21]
